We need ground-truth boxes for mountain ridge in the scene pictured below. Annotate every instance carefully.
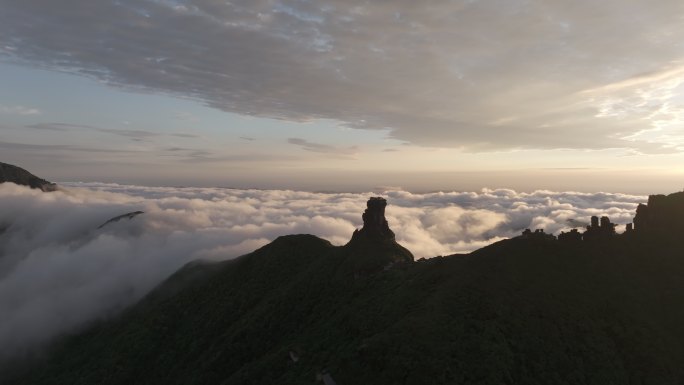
[4,192,684,384]
[3,162,684,384]
[0,162,57,192]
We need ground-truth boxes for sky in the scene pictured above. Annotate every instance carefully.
[1,0,684,192]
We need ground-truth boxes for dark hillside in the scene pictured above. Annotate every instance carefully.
[5,196,684,384]
[0,162,57,191]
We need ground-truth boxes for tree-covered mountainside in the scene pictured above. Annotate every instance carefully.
[0,162,57,191]
[5,195,684,384]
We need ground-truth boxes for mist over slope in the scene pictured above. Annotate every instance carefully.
[6,196,684,385]
[0,180,644,360]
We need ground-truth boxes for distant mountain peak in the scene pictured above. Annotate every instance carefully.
[344,197,413,273]
[0,162,57,192]
[349,197,396,243]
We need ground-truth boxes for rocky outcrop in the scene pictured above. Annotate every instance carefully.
[0,162,57,191]
[558,228,582,243]
[344,197,413,274]
[349,197,395,243]
[519,228,556,241]
[97,211,145,229]
[632,191,684,237]
[583,215,616,241]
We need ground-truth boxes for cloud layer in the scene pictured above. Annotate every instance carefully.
[2,0,684,152]
[0,182,645,361]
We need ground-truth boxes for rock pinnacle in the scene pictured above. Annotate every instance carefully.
[352,197,396,242]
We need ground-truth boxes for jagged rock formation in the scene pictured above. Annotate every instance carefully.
[97,211,145,229]
[344,197,413,273]
[582,215,616,241]
[0,162,57,191]
[348,197,395,241]
[632,191,684,237]
[527,215,616,243]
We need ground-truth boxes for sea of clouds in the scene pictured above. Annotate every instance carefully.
[0,182,646,361]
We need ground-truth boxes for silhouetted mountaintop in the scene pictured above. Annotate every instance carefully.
[0,162,56,191]
[97,211,145,229]
[343,197,413,274]
[634,191,684,237]
[5,195,684,384]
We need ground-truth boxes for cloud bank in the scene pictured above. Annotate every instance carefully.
[0,182,646,361]
[2,0,684,152]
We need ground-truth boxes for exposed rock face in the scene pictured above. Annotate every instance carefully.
[344,197,413,273]
[97,211,145,229]
[583,215,616,241]
[0,162,57,191]
[633,191,684,237]
[350,197,395,242]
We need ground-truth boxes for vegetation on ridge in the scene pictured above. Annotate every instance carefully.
[4,193,684,384]
[5,230,684,384]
